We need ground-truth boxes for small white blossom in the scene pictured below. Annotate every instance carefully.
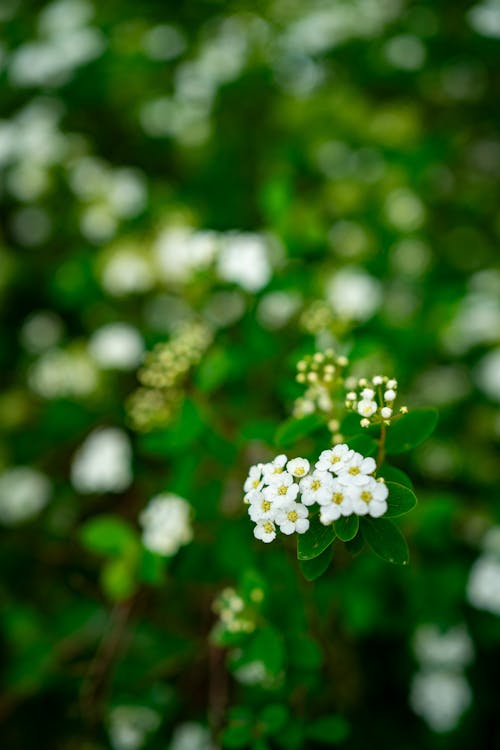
[248,492,276,522]
[381,406,393,419]
[286,457,310,478]
[71,427,132,494]
[350,477,388,517]
[357,399,378,417]
[0,467,51,525]
[262,454,288,483]
[387,379,398,389]
[140,494,193,556]
[253,519,276,543]
[361,387,375,399]
[264,474,299,503]
[372,375,384,385]
[360,418,370,428]
[315,444,355,474]
[409,670,472,733]
[467,555,500,615]
[88,323,144,370]
[299,470,335,505]
[336,452,376,486]
[318,480,354,524]
[274,501,309,535]
[243,464,264,495]
[384,389,396,401]
[346,391,357,400]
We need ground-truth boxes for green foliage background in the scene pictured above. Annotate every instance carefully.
[1,0,500,748]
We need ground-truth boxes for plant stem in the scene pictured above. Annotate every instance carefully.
[377,423,386,468]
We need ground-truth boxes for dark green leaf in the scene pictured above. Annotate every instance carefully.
[360,517,409,566]
[378,464,413,489]
[297,514,336,560]
[306,716,350,744]
[384,481,418,518]
[259,704,288,735]
[345,434,377,456]
[345,534,364,556]
[385,408,438,454]
[334,515,359,541]
[275,413,325,448]
[299,544,333,580]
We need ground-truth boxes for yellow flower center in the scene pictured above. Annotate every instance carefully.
[273,467,283,474]
[263,521,274,533]
[360,491,372,502]
[349,467,360,476]
[287,511,298,522]
[333,492,344,504]
[331,455,340,464]
[262,500,271,512]
[311,479,321,490]
[295,467,305,476]
[252,479,260,488]
[278,485,288,495]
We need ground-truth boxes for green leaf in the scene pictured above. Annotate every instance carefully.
[345,534,364,556]
[196,347,235,392]
[360,517,409,566]
[334,515,359,541]
[306,716,350,744]
[344,434,377,456]
[297,514,336,560]
[138,548,167,586]
[222,707,253,749]
[385,408,438,454]
[259,704,288,735]
[243,627,284,676]
[275,413,325,448]
[378,464,413,489]
[385,481,418,518]
[101,558,137,601]
[80,515,139,560]
[299,544,333,580]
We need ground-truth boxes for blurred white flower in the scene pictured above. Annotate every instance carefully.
[28,347,99,399]
[410,670,472,732]
[467,555,500,615]
[20,310,64,353]
[88,323,144,371]
[169,722,212,750]
[257,291,301,330]
[109,705,161,750]
[140,494,193,556]
[326,267,382,322]
[0,467,51,525]
[475,348,500,403]
[101,248,154,297]
[413,624,474,670]
[71,428,132,494]
[142,24,186,61]
[154,226,218,283]
[468,1,500,39]
[217,233,272,292]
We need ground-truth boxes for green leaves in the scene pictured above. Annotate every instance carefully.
[80,516,138,558]
[275,413,325,448]
[299,544,333,580]
[334,515,359,541]
[360,517,409,566]
[385,481,417,518]
[344,434,377,456]
[297,514,336,560]
[385,408,438,454]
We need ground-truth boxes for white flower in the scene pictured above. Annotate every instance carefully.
[264,475,299,504]
[274,501,309,535]
[0,467,51,525]
[372,375,384,385]
[217,233,272,292]
[346,391,357,400]
[315,444,354,474]
[243,464,264,495]
[467,555,500,615]
[88,323,144,370]
[409,670,472,733]
[413,625,474,670]
[361,387,375,399]
[262,454,288,484]
[140,494,193,556]
[318,480,354,524]
[381,406,392,419]
[253,519,276,543]
[350,477,388,517]
[248,492,276,522]
[71,427,132,493]
[299,470,335,505]
[387,379,398,389]
[336,452,376,486]
[357,399,377,417]
[286,457,310,478]
[326,267,382,322]
[384,389,396,401]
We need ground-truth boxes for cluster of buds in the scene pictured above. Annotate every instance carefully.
[345,375,408,428]
[127,321,212,431]
[212,587,258,636]
[293,350,348,421]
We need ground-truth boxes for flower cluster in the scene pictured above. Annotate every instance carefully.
[293,349,348,422]
[244,445,388,543]
[345,375,408,428]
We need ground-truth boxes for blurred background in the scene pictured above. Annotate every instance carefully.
[1,0,500,748]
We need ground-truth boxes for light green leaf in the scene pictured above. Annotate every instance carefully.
[275,413,325,448]
[334,515,359,541]
[80,515,139,560]
[385,481,418,518]
[299,544,333,580]
[385,408,438,454]
[297,514,336,560]
[360,517,409,566]
[101,558,137,601]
